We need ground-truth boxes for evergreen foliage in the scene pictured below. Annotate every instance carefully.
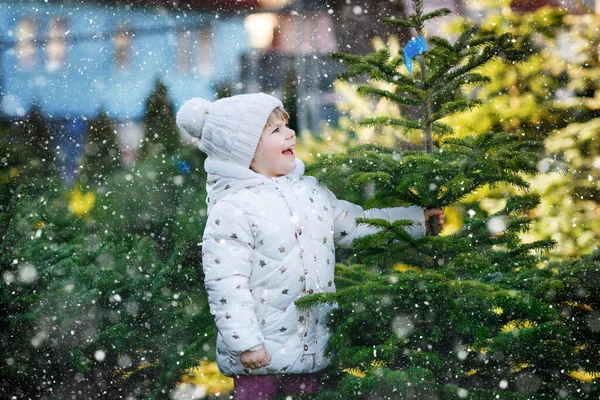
[0,106,60,207]
[18,104,60,179]
[444,8,600,256]
[299,1,599,398]
[282,67,299,133]
[137,79,181,160]
[0,185,214,399]
[1,80,214,397]
[92,83,207,265]
[78,110,124,188]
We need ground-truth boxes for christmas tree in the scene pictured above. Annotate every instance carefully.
[78,110,124,189]
[297,1,598,398]
[137,79,181,160]
[0,105,60,207]
[92,80,207,265]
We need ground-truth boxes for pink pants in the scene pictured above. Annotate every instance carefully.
[233,372,322,400]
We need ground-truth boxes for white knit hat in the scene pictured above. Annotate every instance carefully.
[176,93,283,168]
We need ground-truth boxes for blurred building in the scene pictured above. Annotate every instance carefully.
[0,0,257,168]
[1,0,596,174]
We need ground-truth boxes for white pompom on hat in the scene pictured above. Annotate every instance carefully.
[176,98,210,147]
[176,93,283,168]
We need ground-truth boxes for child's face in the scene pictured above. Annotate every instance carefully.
[250,116,296,178]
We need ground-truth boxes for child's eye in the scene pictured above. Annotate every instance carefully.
[272,127,279,133]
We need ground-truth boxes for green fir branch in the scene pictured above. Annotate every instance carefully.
[381,16,414,29]
[431,99,483,121]
[422,8,452,21]
[356,86,422,106]
[359,116,422,130]
[453,25,480,50]
[431,122,454,136]
[427,36,454,51]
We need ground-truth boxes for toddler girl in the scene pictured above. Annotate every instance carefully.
[176,93,443,399]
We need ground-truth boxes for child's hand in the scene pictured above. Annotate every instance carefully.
[424,208,445,233]
[240,346,271,369]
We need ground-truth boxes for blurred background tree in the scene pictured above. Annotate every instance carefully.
[0,105,61,207]
[0,185,215,399]
[78,110,124,189]
[443,6,600,257]
[0,80,214,398]
[92,79,207,266]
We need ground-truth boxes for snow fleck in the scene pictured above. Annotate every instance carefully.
[18,263,38,284]
[499,379,508,389]
[588,311,600,332]
[125,301,139,316]
[467,209,476,218]
[95,350,106,361]
[117,354,132,368]
[3,272,15,285]
[487,216,507,235]
[391,315,414,338]
[537,159,551,173]
[169,384,207,400]
[110,293,123,303]
[30,331,48,347]
[457,388,468,398]
[352,5,363,15]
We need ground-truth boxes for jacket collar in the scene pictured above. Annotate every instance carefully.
[204,158,305,213]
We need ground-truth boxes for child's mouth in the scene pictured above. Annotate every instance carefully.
[282,149,294,156]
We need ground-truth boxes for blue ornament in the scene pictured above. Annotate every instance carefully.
[172,156,192,174]
[403,36,428,76]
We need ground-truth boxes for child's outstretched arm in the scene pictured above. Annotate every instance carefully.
[202,201,265,356]
[325,189,427,248]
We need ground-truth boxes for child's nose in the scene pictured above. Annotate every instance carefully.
[286,127,296,139]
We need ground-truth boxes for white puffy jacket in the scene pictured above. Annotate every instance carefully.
[201,158,425,376]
